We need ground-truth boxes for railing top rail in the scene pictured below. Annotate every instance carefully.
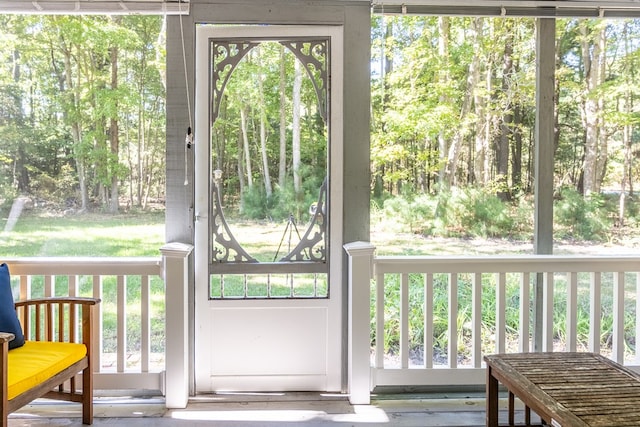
[374,255,640,274]
[2,257,162,276]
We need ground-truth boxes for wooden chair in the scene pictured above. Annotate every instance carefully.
[0,297,100,427]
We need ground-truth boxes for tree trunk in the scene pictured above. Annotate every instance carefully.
[109,44,120,213]
[473,20,488,187]
[137,105,144,206]
[511,104,523,190]
[292,60,302,194]
[240,107,253,188]
[61,38,89,211]
[581,21,606,196]
[445,17,482,188]
[11,48,29,192]
[237,128,245,211]
[257,67,272,197]
[278,45,287,188]
[437,16,450,190]
[619,21,633,226]
[496,23,514,201]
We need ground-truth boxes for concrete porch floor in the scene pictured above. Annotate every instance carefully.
[8,392,540,426]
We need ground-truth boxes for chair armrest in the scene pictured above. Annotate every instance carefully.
[0,333,14,344]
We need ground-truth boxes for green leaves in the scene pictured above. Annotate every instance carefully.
[0,15,165,211]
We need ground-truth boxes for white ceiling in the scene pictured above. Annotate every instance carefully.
[1,0,640,17]
[372,0,640,17]
[0,0,189,15]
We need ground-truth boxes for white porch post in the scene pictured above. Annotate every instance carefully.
[344,241,375,405]
[161,242,193,409]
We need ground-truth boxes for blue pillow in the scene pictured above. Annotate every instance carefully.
[0,263,24,349]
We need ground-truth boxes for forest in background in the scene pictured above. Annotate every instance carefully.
[0,15,638,243]
[370,16,640,240]
[0,15,166,213]
[371,17,639,199]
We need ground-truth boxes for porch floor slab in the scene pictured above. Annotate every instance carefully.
[8,392,540,426]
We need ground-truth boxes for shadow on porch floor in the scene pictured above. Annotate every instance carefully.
[8,392,539,426]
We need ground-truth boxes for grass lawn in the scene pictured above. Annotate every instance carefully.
[3,208,638,258]
[0,210,165,257]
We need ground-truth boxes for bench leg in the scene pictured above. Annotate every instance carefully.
[508,391,515,426]
[82,366,93,425]
[486,365,499,427]
[0,401,6,427]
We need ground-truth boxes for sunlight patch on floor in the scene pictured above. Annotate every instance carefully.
[169,405,389,423]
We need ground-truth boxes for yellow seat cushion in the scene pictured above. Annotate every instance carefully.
[7,341,87,400]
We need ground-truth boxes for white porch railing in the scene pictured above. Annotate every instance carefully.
[3,242,192,402]
[6,242,637,407]
[345,241,640,404]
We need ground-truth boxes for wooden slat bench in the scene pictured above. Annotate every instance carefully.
[1,297,100,427]
[485,352,640,426]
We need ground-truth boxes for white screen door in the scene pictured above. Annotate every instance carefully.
[194,25,344,393]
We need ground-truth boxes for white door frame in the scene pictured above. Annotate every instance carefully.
[193,24,344,393]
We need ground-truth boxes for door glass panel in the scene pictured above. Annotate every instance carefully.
[207,38,329,299]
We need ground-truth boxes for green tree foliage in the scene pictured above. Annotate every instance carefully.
[372,17,638,194]
[0,15,165,212]
[212,40,328,222]
[371,15,640,238]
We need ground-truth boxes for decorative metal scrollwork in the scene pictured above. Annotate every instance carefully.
[280,39,328,123]
[211,170,257,263]
[211,39,328,124]
[210,40,258,122]
[279,178,327,262]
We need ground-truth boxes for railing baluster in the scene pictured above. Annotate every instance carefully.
[543,271,554,352]
[636,273,640,364]
[375,271,385,369]
[18,275,31,337]
[45,275,54,298]
[117,275,126,373]
[400,273,409,369]
[19,274,30,301]
[424,273,433,369]
[496,272,506,354]
[68,275,78,297]
[92,275,103,373]
[519,272,530,353]
[567,272,578,352]
[141,275,150,373]
[613,271,625,363]
[448,274,458,369]
[589,272,601,354]
[472,272,482,367]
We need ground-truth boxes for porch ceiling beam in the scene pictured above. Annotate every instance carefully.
[372,0,640,18]
[0,0,189,15]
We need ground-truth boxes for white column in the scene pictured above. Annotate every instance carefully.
[343,241,375,405]
[161,242,193,409]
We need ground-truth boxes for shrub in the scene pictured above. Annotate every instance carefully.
[240,173,326,222]
[450,188,515,237]
[554,187,611,240]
